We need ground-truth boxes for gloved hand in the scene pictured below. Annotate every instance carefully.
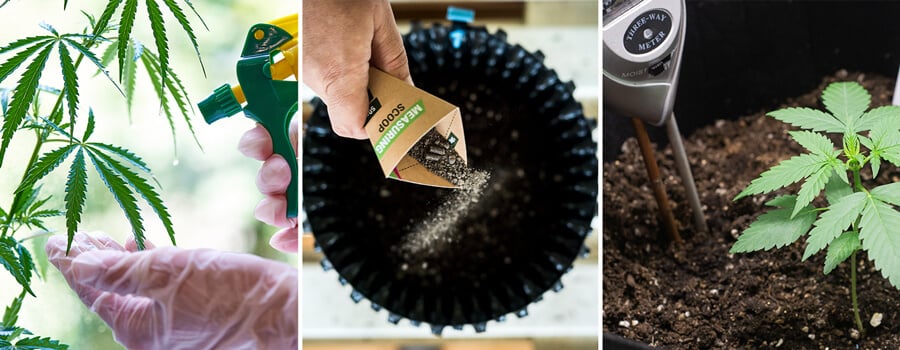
[239,118,299,253]
[303,0,412,139]
[47,232,298,350]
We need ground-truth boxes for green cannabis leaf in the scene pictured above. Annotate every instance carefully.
[16,116,174,251]
[732,81,900,334]
[103,0,206,88]
[0,336,69,350]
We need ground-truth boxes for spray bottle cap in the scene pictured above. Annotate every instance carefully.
[199,84,242,124]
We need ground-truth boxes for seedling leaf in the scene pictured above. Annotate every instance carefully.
[802,191,867,260]
[821,81,870,131]
[856,105,900,132]
[734,153,828,200]
[871,182,900,207]
[858,197,900,288]
[824,171,853,205]
[731,195,817,253]
[789,130,837,156]
[767,107,844,133]
[793,165,832,218]
[824,231,861,274]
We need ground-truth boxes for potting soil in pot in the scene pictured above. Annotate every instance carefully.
[304,22,598,332]
[603,71,900,348]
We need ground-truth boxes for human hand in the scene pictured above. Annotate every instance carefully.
[46,232,298,350]
[303,0,412,139]
[239,118,299,253]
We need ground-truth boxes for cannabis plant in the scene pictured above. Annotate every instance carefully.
[0,0,204,347]
[732,81,900,334]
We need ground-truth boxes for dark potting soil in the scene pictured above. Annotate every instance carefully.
[603,71,900,349]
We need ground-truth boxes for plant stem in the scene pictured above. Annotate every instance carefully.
[851,250,865,335]
[853,169,866,193]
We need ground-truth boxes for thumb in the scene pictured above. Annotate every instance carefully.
[319,63,370,139]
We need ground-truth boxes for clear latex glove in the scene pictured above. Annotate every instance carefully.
[303,0,413,139]
[46,232,298,350]
[239,118,299,253]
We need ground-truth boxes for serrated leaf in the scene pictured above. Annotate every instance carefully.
[145,0,169,89]
[139,50,177,151]
[182,0,208,30]
[14,144,76,195]
[871,182,900,206]
[768,107,845,133]
[12,336,68,350]
[161,0,204,76]
[0,239,33,297]
[824,231,860,274]
[38,22,58,37]
[0,43,55,168]
[858,197,900,288]
[90,146,175,245]
[0,36,54,56]
[13,243,34,283]
[63,148,87,253]
[62,38,122,95]
[57,42,78,131]
[83,108,95,141]
[734,153,828,200]
[789,130,838,156]
[97,40,116,71]
[822,82,870,131]
[122,41,137,117]
[825,171,852,205]
[856,105,900,132]
[117,0,138,81]
[38,117,75,141]
[2,290,25,327]
[793,165,831,218]
[731,195,818,253]
[92,0,123,40]
[86,142,151,173]
[142,49,200,148]
[86,150,146,249]
[0,38,53,85]
[803,192,867,260]
[872,155,882,179]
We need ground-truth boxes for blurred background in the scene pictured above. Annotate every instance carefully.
[301,1,599,350]
[0,0,296,348]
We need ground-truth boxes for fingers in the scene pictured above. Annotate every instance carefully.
[256,155,291,195]
[269,226,299,253]
[238,124,273,161]
[303,1,373,139]
[371,0,412,85]
[125,236,157,252]
[255,195,297,228]
[68,248,183,299]
[320,65,371,139]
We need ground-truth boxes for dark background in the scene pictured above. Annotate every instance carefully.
[603,1,900,161]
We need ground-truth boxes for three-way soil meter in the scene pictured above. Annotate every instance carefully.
[603,0,706,242]
[304,11,598,334]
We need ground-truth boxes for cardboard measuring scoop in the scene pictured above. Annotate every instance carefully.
[365,68,467,188]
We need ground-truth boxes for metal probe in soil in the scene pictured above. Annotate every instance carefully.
[667,115,708,233]
[631,117,682,244]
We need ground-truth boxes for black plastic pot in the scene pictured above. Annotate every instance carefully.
[304,22,598,334]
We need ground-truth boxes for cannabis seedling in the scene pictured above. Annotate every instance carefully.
[732,81,900,335]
